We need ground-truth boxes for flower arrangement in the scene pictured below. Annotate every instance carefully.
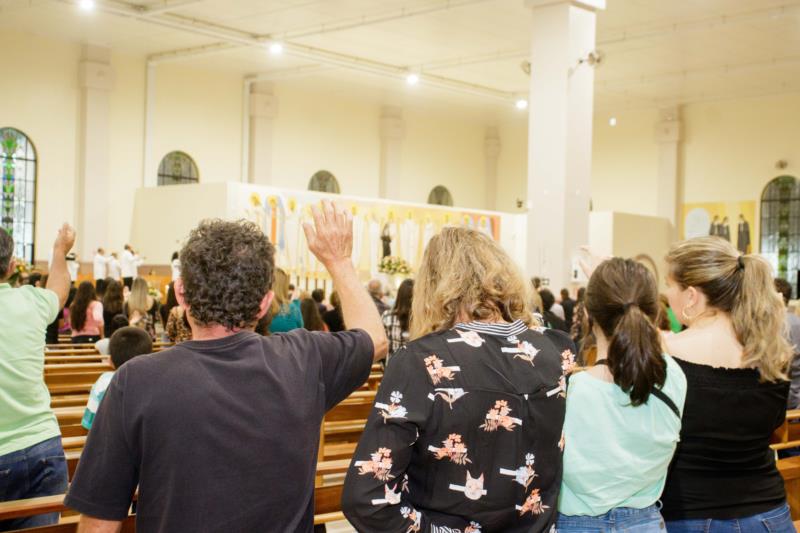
[378,256,411,276]
[7,258,32,286]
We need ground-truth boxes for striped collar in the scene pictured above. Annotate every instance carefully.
[453,319,528,337]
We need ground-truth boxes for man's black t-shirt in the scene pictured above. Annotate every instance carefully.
[65,329,374,533]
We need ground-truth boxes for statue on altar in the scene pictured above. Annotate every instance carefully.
[381,222,393,258]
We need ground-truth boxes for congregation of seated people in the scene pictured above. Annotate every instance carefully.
[1,202,799,533]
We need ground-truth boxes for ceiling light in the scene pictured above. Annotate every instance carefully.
[78,0,95,10]
[269,42,284,56]
[406,73,420,86]
[515,99,528,110]
[609,117,617,126]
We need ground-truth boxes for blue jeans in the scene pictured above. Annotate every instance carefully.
[665,504,794,533]
[0,436,69,532]
[557,504,666,532]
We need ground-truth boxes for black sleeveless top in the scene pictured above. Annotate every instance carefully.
[660,357,789,520]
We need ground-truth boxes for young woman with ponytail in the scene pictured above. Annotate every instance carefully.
[661,237,793,532]
[557,258,688,532]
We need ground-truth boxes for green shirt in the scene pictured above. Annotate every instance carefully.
[0,283,61,455]
[667,308,683,333]
[558,354,687,516]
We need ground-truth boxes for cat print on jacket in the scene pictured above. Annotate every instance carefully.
[449,471,487,501]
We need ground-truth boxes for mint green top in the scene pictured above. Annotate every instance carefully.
[558,354,687,516]
[0,283,61,456]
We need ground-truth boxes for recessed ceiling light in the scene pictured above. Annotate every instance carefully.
[406,73,420,86]
[515,99,528,110]
[609,117,617,126]
[79,0,95,10]
[269,42,283,55]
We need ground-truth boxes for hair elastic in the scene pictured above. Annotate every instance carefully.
[737,255,745,271]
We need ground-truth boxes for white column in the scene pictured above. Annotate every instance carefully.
[77,45,114,259]
[655,106,682,237]
[142,63,156,187]
[525,0,604,288]
[484,127,501,210]
[249,82,279,185]
[379,106,405,199]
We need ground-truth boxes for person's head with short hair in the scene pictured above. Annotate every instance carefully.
[28,272,42,288]
[586,258,665,405]
[531,277,542,290]
[560,288,570,302]
[108,314,130,337]
[412,227,533,338]
[0,228,15,280]
[775,278,793,307]
[171,251,179,262]
[97,247,105,255]
[311,288,325,304]
[124,244,132,251]
[109,326,153,369]
[367,280,383,299]
[539,289,555,312]
[177,219,275,331]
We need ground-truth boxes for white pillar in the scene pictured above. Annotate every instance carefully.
[379,106,405,199]
[142,63,156,187]
[77,45,114,260]
[484,127,501,210]
[249,82,279,185]
[525,0,604,288]
[655,106,682,237]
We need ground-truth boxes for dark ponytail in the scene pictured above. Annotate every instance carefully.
[586,258,666,406]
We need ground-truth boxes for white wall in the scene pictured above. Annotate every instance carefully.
[0,30,81,260]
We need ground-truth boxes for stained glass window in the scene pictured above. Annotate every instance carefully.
[760,175,800,297]
[0,128,37,264]
[157,151,199,186]
[308,170,340,194]
[427,185,453,207]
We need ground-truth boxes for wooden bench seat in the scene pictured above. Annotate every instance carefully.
[45,363,112,374]
[51,395,90,409]
[45,356,107,364]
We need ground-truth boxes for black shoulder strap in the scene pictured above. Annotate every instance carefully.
[594,359,681,419]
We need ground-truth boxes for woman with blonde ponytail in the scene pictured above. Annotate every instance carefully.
[661,237,793,532]
[557,258,687,532]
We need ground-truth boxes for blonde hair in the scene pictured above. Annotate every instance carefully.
[411,227,535,339]
[128,278,151,316]
[272,268,290,308]
[666,237,790,381]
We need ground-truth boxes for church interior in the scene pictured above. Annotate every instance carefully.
[2,0,800,531]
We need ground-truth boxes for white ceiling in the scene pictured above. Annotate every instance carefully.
[3,0,800,113]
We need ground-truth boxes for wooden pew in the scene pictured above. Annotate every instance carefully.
[772,409,800,519]
[0,459,352,531]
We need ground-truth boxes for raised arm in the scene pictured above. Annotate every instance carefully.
[303,200,388,362]
[46,223,76,309]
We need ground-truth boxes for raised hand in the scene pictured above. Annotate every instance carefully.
[302,200,354,269]
[54,223,76,255]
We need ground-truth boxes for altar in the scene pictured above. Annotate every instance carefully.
[130,182,528,293]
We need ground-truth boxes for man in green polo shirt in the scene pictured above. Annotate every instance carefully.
[0,223,75,531]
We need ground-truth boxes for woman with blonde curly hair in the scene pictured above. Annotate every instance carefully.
[660,237,793,532]
[342,227,575,533]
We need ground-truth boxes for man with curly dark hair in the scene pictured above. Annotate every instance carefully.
[66,201,388,533]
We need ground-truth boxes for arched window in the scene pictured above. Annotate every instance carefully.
[0,128,36,263]
[158,151,199,186]
[427,185,453,207]
[761,175,800,296]
[308,170,340,194]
